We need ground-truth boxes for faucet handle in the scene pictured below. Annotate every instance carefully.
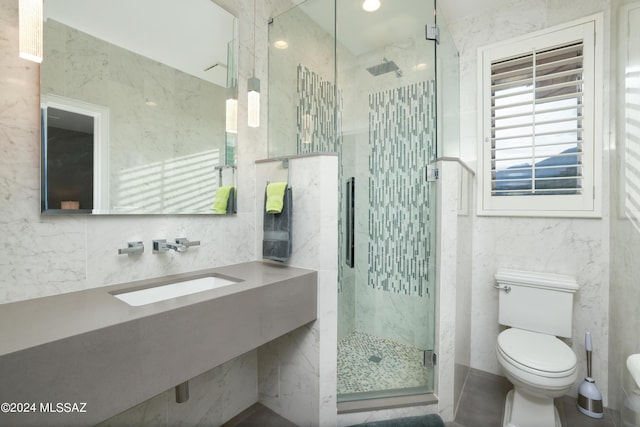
[118,241,144,256]
[176,238,200,249]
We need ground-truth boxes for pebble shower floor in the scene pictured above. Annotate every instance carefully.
[337,331,433,395]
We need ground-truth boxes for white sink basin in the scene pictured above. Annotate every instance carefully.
[628,354,640,388]
[113,275,239,306]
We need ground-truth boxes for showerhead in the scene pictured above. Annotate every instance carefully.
[367,58,402,77]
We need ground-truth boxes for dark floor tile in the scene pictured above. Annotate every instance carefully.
[557,395,616,427]
[454,369,511,427]
[222,403,297,427]
[454,370,616,427]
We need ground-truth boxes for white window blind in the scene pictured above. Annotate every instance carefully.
[478,16,602,217]
[491,42,584,196]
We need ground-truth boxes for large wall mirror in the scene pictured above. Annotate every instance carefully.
[40,0,238,215]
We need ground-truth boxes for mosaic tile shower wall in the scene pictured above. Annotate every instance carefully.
[296,64,341,154]
[368,81,436,296]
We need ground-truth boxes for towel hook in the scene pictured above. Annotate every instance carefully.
[281,158,291,185]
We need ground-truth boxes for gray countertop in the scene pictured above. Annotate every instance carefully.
[0,261,318,426]
[0,261,313,357]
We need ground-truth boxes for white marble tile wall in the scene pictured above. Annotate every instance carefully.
[445,0,612,405]
[96,351,258,427]
[608,0,640,419]
[434,160,462,421]
[454,166,473,410]
[0,0,296,425]
[255,154,338,427]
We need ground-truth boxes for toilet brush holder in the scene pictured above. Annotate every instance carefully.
[578,377,604,418]
[577,331,604,418]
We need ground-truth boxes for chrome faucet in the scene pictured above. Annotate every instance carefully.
[166,241,188,252]
[175,238,201,250]
[117,241,144,256]
[153,239,187,253]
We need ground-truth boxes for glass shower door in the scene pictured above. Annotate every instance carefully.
[266,0,447,404]
[336,0,438,401]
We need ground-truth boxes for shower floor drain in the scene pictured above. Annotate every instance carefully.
[369,355,382,363]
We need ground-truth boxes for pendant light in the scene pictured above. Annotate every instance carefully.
[225,22,238,133]
[247,0,260,128]
[362,0,381,12]
[225,86,238,134]
[19,0,43,63]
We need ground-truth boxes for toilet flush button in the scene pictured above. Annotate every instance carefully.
[627,354,640,388]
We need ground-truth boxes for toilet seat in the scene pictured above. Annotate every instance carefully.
[497,328,577,378]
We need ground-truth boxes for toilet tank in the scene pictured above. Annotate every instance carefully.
[495,269,578,338]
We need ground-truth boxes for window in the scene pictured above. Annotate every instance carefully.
[478,16,603,217]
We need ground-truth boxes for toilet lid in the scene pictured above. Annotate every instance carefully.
[498,328,576,373]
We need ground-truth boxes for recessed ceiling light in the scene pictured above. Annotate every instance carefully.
[413,63,428,71]
[362,0,380,12]
[274,40,289,49]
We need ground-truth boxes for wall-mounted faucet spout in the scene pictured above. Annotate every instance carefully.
[166,242,188,252]
[152,239,187,253]
[176,238,201,251]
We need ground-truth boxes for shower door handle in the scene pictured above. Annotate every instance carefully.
[345,177,355,268]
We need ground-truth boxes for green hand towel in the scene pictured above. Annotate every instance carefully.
[266,182,288,214]
[212,185,233,214]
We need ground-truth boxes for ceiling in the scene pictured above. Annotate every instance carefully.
[44,0,236,86]
[298,0,432,57]
[438,0,505,23]
[293,0,508,58]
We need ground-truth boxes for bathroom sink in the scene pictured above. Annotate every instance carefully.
[112,275,239,306]
[628,354,640,388]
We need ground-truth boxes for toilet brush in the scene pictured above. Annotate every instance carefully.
[577,331,604,418]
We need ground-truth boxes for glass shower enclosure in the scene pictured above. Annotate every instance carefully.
[336,0,437,401]
[268,0,457,403]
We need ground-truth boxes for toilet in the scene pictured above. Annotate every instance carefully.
[495,269,579,427]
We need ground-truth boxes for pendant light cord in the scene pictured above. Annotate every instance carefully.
[253,0,256,76]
